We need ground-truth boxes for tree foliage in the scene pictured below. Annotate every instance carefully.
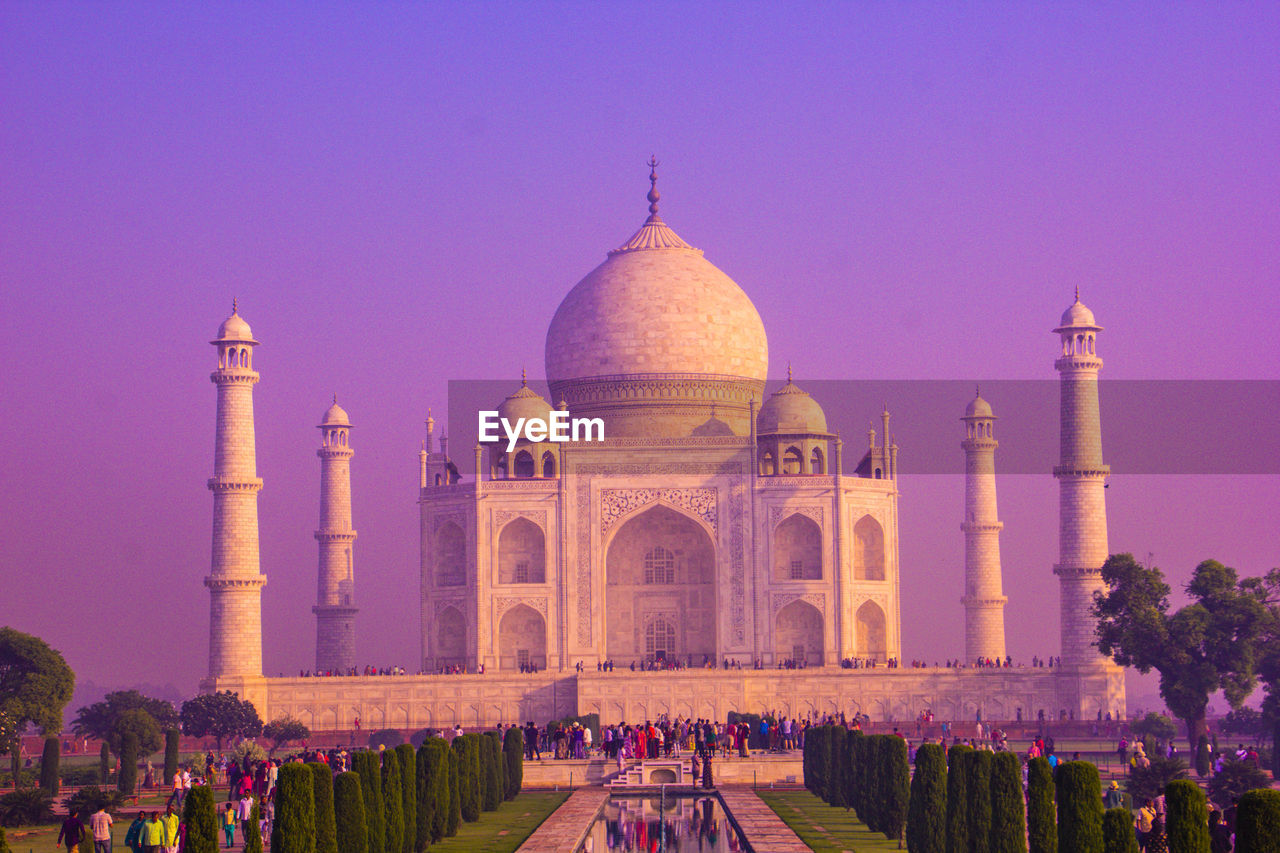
[1130,712,1178,743]
[480,732,503,812]
[1165,779,1210,853]
[394,743,416,853]
[416,739,450,846]
[264,715,311,756]
[1206,758,1269,809]
[1235,788,1280,853]
[309,763,338,853]
[945,745,971,853]
[180,691,262,750]
[1094,555,1269,748]
[72,689,177,743]
[182,784,219,853]
[1055,762,1104,853]
[352,752,386,853]
[965,750,993,853]
[0,628,75,785]
[117,732,138,795]
[502,726,523,800]
[243,801,263,853]
[882,736,910,843]
[38,736,59,796]
[990,751,1026,853]
[333,771,368,853]
[452,735,481,823]
[381,749,405,853]
[109,708,161,758]
[164,728,180,784]
[1102,807,1139,853]
[1125,755,1188,805]
[907,742,946,853]
[1026,756,1057,853]
[272,763,317,853]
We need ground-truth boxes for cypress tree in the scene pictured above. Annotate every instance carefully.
[989,751,1027,853]
[99,742,110,785]
[395,744,416,853]
[842,729,860,819]
[1235,788,1280,853]
[272,763,317,853]
[39,736,59,796]
[481,732,503,811]
[1027,756,1057,853]
[0,824,9,853]
[381,749,405,853]
[945,745,972,853]
[1195,735,1212,778]
[308,763,338,853]
[445,742,461,836]
[354,751,386,853]
[416,739,450,846]
[860,735,879,832]
[182,784,219,853]
[1055,761,1104,853]
[966,749,993,853]
[452,735,480,822]
[1164,779,1210,853]
[907,742,946,853]
[243,801,263,853]
[802,725,816,793]
[118,733,139,795]
[883,735,910,843]
[333,771,369,853]
[828,727,847,808]
[164,729,180,790]
[502,726,523,800]
[1102,807,1139,853]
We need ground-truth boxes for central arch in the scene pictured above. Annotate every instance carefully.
[775,599,824,665]
[605,504,716,664]
[497,604,546,671]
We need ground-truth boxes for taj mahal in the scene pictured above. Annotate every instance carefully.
[200,164,1126,732]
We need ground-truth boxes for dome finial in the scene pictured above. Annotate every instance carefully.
[646,155,660,219]
[1074,285,1080,302]
[787,362,793,384]
[232,296,238,314]
[333,392,337,404]
[976,384,981,398]
[521,367,527,387]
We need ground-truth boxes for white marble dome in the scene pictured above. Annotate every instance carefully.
[1058,297,1098,329]
[215,308,255,342]
[758,378,828,434]
[964,394,993,419]
[497,380,553,425]
[321,399,351,426]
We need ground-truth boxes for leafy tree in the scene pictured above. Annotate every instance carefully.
[243,801,263,853]
[395,744,416,853]
[308,762,338,853]
[353,751,386,853]
[502,726,523,800]
[990,751,1026,853]
[72,690,178,743]
[333,771,368,853]
[39,736,59,796]
[1165,779,1210,853]
[945,745,971,853]
[1221,707,1267,744]
[1206,758,1269,808]
[1094,556,1269,749]
[272,763,317,853]
[966,749,993,853]
[0,788,54,826]
[1055,762,1104,853]
[0,628,75,786]
[1125,755,1188,805]
[1130,712,1178,743]
[263,715,311,756]
[381,749,405,853]
[117,732,138,795]
[1235,788,1280,853]
[180,691,262,750]
[109,708,161,758]
[182,784,218,853]
[63,786,124,818]
[906,742,946,853]
[1026,756,1056,853]
[1102,807,1139,853]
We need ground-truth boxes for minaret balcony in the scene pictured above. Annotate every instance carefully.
[960,521,1003,533]
[207,476,264,492]
[314,530,357,543]
[209,369,260,385]
[1051,465,1110,478]
[1053,355,1103,371]
[204,576,267,590]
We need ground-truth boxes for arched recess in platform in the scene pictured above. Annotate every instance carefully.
[436,522,466,587]
[497,604,547,671]
[605,504,716,665]
[436,606,466,667]
[853,515,885,580]
[774,599,824,665]
[497,517,545,584]
[773,513,822,581]
[855,599,887,661]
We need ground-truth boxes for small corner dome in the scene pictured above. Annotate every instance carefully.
[497,381,553,426]
[965,395,993,419]
[758,379,828,434]
[321,400,351,427]
[215,311,255,342]
[1058,298,1097,329]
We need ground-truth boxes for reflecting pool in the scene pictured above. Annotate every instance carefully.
[576,794,748,852]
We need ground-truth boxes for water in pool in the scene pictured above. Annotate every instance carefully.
[576,794,747,852]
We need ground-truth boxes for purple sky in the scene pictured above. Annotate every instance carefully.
[2,3,1277,707]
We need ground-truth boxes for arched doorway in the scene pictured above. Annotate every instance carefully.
[775,599,824,665]
[773,513,822,580]
[436,606,466,669]
[497,517,545,584]
[497,604,547,671]
[853,515,885,580]
[435,522,466,587]
[605,504,716,664]
[855,600,887,661]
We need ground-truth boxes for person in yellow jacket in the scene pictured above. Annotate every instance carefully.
[141,812,165,853]
[158,803,180,853]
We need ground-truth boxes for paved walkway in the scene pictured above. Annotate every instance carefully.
[516,787,609,852]
[718,786,811,853]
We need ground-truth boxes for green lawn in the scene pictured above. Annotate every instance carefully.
[426,790,569,853]
[756,789,902,853]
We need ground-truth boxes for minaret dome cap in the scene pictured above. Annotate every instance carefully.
[320,397,351,427]
[213,301,258,344]
[1055,289,1102,331]
[757,372,829,434]
[964,391,994,419]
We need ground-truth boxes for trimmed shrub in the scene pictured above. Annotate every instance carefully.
[0,824,8,853]
[353,751,386,853]
[502,726,523,800]
[99,742,110,784]
[1102,807,1139,853]
[907,742,946,853]
[860,734,880,832]
[1235,788,1280,853]
[182,784,219,853]
[945,745,972,853]
[164,729,180,785]
[883,735,910,843]
[409,729,435,749]
[369,730,405,750]
[39,737,59,796]
[271,763,317,853]
[828,727,848,808]
[62,767,99,786]
[802,724,821,795]
[381,749,405,853]
[965,749,993,853]
[1164,778,1209,853]
[481,732,503,812]
[990,751,1026,853]
[333,771,368,853]
[118,733,139,795]
[445,740,462,835]
[1055,761,1104,853]
[1027,756,1057,853]
[308,763,338,853]
[453,734,481,822]
[243,801,263,853]
[842,729,861,820]
[416,739,450,846]
[395,744,416,853]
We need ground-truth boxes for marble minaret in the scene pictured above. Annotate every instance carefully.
[1053,290,1111,666]
[314,397,358,673]
[206,302,267,679]
[961,389,1008,662]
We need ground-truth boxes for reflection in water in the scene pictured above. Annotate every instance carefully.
[577,795,746,852]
